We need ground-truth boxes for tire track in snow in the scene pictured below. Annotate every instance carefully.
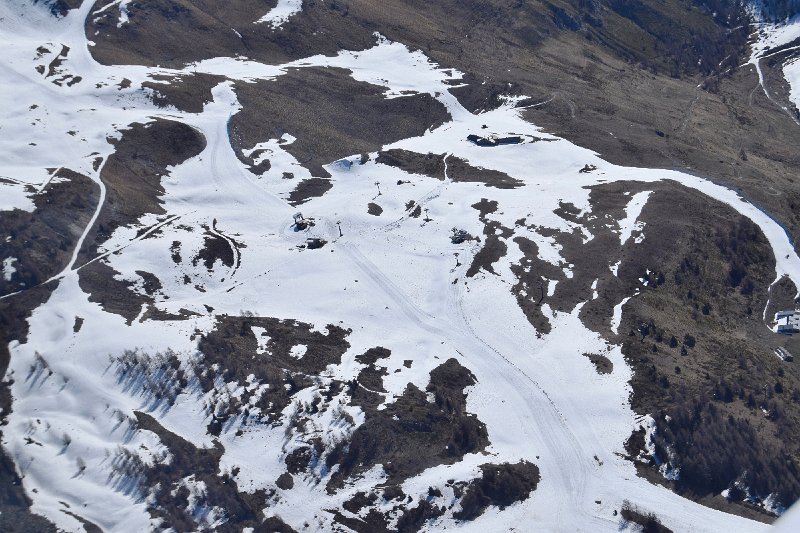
[208,219,241,278]
[446,271,602,528]
[77,214,184,271]
[339,239,597,528]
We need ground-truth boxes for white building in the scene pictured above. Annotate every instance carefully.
[776,310,800,334]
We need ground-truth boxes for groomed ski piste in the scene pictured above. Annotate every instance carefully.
[1,1,799,531]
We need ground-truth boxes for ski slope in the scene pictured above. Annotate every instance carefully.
[1,1,797,531]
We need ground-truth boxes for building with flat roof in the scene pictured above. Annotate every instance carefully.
[776,310,800,335]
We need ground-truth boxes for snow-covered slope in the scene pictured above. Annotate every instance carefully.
[1,1,799,532]
[750,12,800,118]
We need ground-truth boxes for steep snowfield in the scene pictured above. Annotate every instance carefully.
[2,2,798,532]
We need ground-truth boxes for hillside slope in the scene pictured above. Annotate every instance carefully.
[2,1,800,532]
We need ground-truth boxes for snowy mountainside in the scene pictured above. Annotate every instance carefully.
[2,1,800,532]
[751,12,800,114]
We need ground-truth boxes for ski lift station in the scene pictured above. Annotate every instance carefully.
[293,212,311,231]
[776,310,800,335]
